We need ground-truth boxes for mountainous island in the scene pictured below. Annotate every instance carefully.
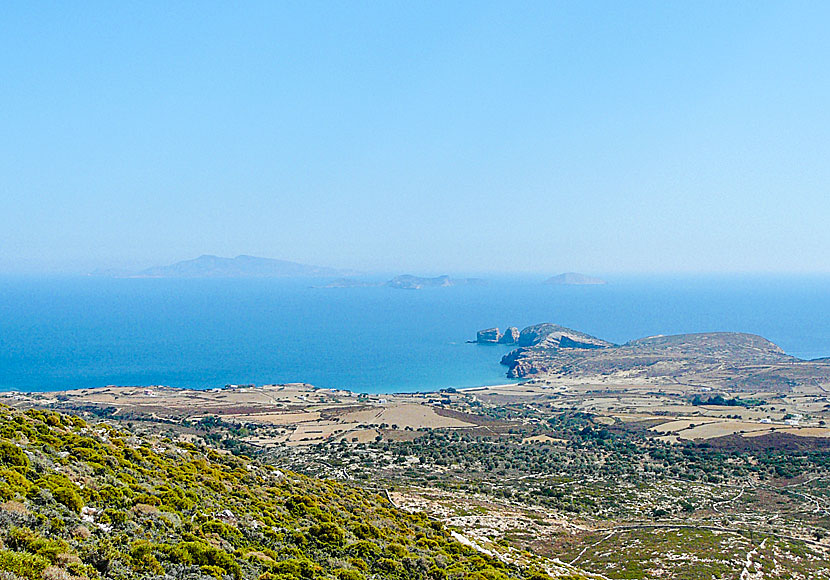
[120,255,359,279]
[543,272,607,285]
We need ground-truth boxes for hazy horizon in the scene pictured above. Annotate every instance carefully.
[7,253,830,279]
[4,2,830,275]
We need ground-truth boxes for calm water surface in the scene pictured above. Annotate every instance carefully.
[1,275,829,393]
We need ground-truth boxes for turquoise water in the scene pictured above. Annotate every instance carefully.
[1,275,830,393]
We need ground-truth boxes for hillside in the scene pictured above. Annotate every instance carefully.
[0,405,589,580]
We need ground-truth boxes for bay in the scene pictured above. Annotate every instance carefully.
[1,274,829,393]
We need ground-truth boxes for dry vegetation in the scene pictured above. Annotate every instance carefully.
[5,358,830,578]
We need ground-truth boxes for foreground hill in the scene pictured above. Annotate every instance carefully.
[130,255,357,278]
[0,405,585,580]
[498,323,830,390]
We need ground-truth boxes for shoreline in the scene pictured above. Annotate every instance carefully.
[0,376,524,398]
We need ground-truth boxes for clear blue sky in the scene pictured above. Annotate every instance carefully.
[2,1,829,274]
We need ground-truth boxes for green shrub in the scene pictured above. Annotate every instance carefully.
[334,569,365,580]
[0,442,28,469]
[166,541,241,580]
[374,558,401,573]
[308,522,345,547]
[271,557,321,579]
[385,542,408,558]
[285,494,317,516]
[0,548,49,580]
[351,522,382,539]
[129,541,164,575]
[348,540,381,561]
[5,527,68,564]
[52,486,83,513]
[0,468,29,496]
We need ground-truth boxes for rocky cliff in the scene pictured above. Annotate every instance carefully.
[476,328,502,343]
[515,323,615,349]
[499,326,520,344]
[474,326,521,344]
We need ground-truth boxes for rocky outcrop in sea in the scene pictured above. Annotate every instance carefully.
[476,328,502,343]
[499,327,520,344]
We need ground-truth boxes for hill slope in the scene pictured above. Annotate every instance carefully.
[0,405,587,580]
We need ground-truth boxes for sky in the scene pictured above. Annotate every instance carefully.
[2,1,830,275]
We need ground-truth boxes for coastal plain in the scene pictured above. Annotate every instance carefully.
[11,379,830,448]
[10,374,827,448]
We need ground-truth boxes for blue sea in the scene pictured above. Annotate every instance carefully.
[1,275,830,393]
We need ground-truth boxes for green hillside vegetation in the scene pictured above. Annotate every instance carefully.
[0,405,585,580]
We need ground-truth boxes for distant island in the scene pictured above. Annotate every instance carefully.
[323,274,486,290]
[113,254,359,279]
[544,272,607,285]
[385,274,485,289]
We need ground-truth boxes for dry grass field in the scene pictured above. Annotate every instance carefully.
[7,375,830,447]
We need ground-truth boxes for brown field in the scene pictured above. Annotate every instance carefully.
[340,403,475,429]
[224,411,322,424]
[651,418,830,441]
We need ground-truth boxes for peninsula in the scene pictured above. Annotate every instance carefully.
[476,322,830,392]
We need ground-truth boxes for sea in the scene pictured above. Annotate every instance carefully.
[1,274,829,394]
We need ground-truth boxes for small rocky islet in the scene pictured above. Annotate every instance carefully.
[473,327,520,344]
